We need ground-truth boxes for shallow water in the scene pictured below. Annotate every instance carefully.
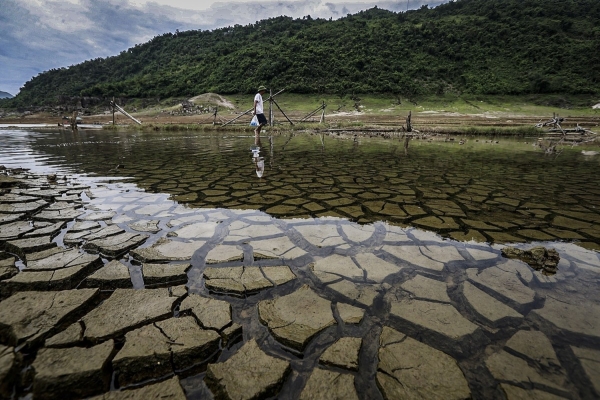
[1,129,600,399]
[2,129,600,248]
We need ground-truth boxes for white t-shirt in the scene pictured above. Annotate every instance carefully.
[254,93,264,114]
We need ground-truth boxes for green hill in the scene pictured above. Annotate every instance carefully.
[7,0,600,107]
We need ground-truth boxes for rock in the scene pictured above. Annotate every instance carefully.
[170,222,219,239]
[328,280,379,306]
[466,248,498,261]
[312,254,363,281]
[112,323,171,384]
[341,224,376,243]
[27,248,98,271]
[84,232,149,257]
[82,225,125,241]
[4,236,57,259]
[222,322,243,346]
[571,346,600,394]
[531,297,600,339]
[204,266,269,294]
[86,260,132,289]
[82,288,179,341]
[262,266,296,285]
[0,345,16,397]
[89,376,186,399]
[382,245,445,271]
[0,221,34,240]
[319,337,362,370]
[0,194,39,203]
[156,317,220,369]
[143,263,190,286]
[259,285,336,350]
[389,298,478,341]
[251,236,307,260]
[70,221,101,232]
[377,326,471,399]
[485,350,567,393]
[462,281,522,325]
[0,200,47,214]
[131,238,204,262]
[0,289,98,346]
[34,207,85,221]
[1,255,101,294]
[45,323,84,348]
[0,213,23,225]
[299,368,358,400]
[129,219,161,233]
[500,383,568,400]
[501,246,560,275]
[413,215,460,230]
[205,339,290,400]
[205,245,244,264]
[337,303,364,324]
[113,317,220,385]
[26,246,66,262]
[505,330,561,368]
[78,211,116,221]
[24,221,65,238]
[294,224,347,247]
[466,263,536,309]
[180,294,232,330]
[0,257,17,281]
[354,253,402,283]
[401,274,451,303]
[32,340,113,399]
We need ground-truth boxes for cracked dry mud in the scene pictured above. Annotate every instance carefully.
[0,168,599,400]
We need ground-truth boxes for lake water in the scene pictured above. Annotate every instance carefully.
[2,128,600,249]
[1,128,600,399]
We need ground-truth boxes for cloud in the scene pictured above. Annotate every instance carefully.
[0,0,448,96]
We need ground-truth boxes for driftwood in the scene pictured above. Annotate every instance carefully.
[534,114,598,155]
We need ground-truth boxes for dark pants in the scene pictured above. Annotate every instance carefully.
[256,113,268,126]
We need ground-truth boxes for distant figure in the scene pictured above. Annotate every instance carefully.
[253,85,268,137]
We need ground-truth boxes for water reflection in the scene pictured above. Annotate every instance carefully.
[251,135,265,179]
[1,128,600,248]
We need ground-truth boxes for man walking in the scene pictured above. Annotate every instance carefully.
[253,85,268,136]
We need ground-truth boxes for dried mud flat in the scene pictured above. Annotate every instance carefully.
[0,169,599,399]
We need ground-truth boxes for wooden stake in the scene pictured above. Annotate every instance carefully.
[406,111,412,132]
[269,89,273,127]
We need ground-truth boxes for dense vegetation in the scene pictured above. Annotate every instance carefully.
[6,0,600,106]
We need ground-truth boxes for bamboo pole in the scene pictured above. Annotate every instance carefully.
[272,99,294,125]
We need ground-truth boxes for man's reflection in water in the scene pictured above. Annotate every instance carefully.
[251,134,265,178]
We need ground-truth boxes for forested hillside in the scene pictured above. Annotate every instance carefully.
[6,0,600,106]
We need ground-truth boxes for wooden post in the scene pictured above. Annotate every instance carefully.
[213,106,218,125]
[269,89,273,127]
[71,111,78,130]
[320,101,326,123]
[112,97,115,126]
[406,111,412,132]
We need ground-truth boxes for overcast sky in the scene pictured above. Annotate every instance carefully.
[0,0,448,96]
